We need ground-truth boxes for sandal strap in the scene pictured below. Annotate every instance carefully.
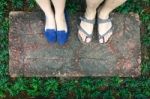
[77,25,93,38]
[97,17,112,24]
[99,26,113,38]
[80,16,95,24]
[98,17,113,37]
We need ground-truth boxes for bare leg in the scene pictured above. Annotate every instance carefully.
[98,0,127,43]
[51,0,67,32]
[78,0,104,43]
[36,0,56,30]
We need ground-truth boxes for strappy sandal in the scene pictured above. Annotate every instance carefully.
[77,16,95,45]
[97,17,114,44]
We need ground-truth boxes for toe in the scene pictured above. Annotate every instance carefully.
[78,31,91,43]
[99,38,104,43]
[86,38,91,43]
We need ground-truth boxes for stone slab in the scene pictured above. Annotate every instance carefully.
[9,11,141,77]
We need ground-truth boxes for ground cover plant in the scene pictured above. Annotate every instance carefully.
[0,0,150,98]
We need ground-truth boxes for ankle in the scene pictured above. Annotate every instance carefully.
[45,14,55,20]
[99,14,109,20]
[98,11,110,20]
[55,12,65,17]
[85,10,96,20]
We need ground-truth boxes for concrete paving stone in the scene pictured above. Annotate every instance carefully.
[9,11,141,77]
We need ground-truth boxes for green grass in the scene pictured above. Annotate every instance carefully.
[0,0,150,98]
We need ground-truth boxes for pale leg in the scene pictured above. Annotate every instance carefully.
[51,0,67,32]
[98,0,127,43]
[35,0,56,30]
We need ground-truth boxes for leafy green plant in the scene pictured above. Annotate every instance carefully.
[40,79,58,97]
[28,0,36,9]
[0,77,9,98]
[26,78,42,96]
[141,60,150,75]
[66,3,80,15]
[7,78,28,96]
[12,0,24,9]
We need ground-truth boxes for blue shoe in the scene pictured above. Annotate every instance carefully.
[57,30,69,45]
[57,10,70,46]
[44,29,57,43]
